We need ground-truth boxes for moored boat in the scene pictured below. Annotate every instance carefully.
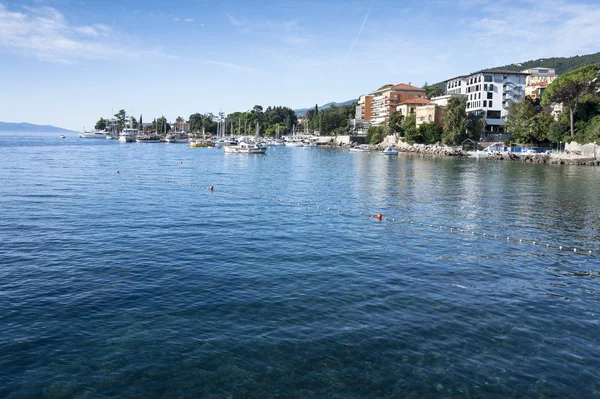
[350,144,371,152]
[119,128,138,143]
[136,133,161,143]
[224,141,266,154]
[381,147,398,155]
[80,130,107,139]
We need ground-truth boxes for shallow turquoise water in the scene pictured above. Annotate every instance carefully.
[1,132,599,398]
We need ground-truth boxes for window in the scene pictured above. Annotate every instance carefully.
[484,75,493,82]
[489,101,493,108]
[483,100,487,107]
[428,115,432,122]
[488,84,493,92]
[478,93,481,99]
[487,92,493,99]
[484,84,488,91]
[488,110,501,119]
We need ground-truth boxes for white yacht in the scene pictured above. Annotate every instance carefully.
[80,130,107,139]
[350,144,371,153]
[119,128,138,143]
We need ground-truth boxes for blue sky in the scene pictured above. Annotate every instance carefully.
[1,0,599,130]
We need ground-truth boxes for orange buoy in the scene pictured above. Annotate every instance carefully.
[210,186,214,191]
[377,213,383,221]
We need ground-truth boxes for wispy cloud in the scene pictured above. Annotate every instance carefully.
[466,0,600,61]
[0,4,173,63]
[184,18,194,22]
[225,13,243,27]
[225,13,298,32]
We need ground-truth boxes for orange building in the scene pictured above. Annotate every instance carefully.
[356,84,427,125]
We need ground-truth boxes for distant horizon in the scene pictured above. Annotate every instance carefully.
[2,0,600,130]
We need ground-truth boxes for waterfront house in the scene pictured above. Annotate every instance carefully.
[172,121,190,133]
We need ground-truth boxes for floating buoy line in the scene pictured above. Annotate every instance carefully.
[116,171,596,257]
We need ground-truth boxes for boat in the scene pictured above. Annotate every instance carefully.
[106,135,115,140]
[350,144,371,152]
[165,134,178,143]
[214,138,238,147]
[59,135,65,139]
[285,125,304,147]
[136,133,161,143]
[79,130,107,139]
[119,128,138,143]
[381,147,398,155]
[224,141,266,154]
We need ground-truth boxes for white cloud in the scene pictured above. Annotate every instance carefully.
[0,4,172,63]
[184,18,194,22]
[173,17,180,21]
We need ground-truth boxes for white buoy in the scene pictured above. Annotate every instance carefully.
[559,246,563,250]
[574,248,577,253]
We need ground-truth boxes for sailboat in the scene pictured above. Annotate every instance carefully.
[285,125,303,147]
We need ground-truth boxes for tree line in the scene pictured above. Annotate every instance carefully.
[304,103,356,135]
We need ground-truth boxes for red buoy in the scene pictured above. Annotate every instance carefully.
[210,186,214,191]
[377,213,383,221]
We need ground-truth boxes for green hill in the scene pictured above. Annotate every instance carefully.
[488,52,600,75]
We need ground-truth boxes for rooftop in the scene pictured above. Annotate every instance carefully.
[373,83,425,93]
[398,98,432,105]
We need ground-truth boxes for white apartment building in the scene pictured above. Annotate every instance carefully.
[446,70,528,134]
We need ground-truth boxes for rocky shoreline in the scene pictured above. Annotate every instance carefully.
[376,142,467,157]
[342,139,600,166]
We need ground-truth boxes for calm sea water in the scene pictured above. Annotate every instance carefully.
[1,132,599,398]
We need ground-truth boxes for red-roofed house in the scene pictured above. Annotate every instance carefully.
[356,83,427,125]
